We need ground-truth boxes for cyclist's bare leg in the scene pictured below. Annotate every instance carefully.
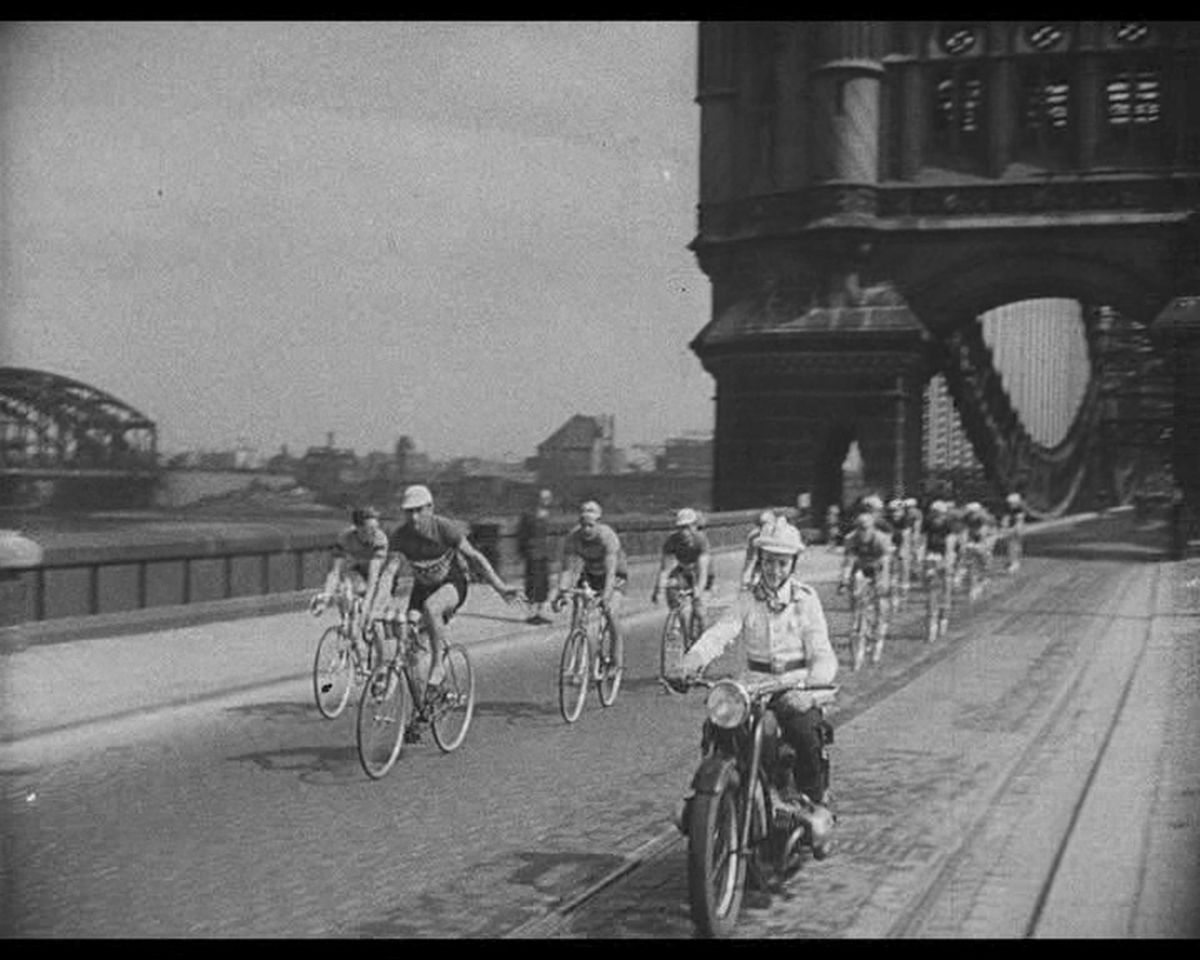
[691,593,707,639]
[420,582,459,693]
[603,591,625,672]
[873,582,888,662]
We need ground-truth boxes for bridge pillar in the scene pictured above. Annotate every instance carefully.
[697,298,928,520]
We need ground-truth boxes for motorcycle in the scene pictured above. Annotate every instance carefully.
[664,674,837,938]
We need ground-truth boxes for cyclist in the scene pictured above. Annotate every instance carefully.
[825,504,842,550]
[1000,491,1027,573]
[838,509,894,666]
[311,505,389,666]
[740,508,778,590]
[885,498,914,611]
[371,485,522,732]
[905,497,925,569]
[651,507,712,639]
[550,500,628,681]
[960,501,995,601]
[670,519,838,842]
[921,500,959,640]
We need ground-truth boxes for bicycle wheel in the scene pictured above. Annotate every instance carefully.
[596,618,622,708]
[659,608,684,678]
[357,664,408,779]
[313,626,354,719]
[430,644,475,753]
[686,601,705,651]
[559,628,590,723]
[851,585,868,672]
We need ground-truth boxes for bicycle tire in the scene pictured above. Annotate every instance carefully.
[559,628,590,723]
[430,644,475,753]
[313,626,354,719]
[659,607,684,679]
[596,617,622,708]
[357,664,408,779]
[687,602,705,650]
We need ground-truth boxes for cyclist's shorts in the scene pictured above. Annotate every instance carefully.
[578,570,627,594]
[407,563,469,621]
[344,569,371,595]
[668,565,699,590]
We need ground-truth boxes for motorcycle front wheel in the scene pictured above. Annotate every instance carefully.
[688,783,746,938]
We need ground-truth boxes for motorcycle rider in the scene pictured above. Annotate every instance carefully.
[670,518,838,842]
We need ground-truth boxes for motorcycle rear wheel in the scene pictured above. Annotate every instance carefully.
[688,784,746,938]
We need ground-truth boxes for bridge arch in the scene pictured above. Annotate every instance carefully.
[0,367,158,474]
[897,252,1163,516]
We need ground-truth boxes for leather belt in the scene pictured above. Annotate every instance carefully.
[748,657,807,674]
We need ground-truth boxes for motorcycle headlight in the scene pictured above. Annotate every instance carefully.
[705,680,750,729]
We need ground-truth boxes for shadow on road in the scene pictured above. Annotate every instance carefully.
[224,699,325,724]
[473,699,562,725]
[226,744,361,785]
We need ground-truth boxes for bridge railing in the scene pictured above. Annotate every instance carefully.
[3,508,782,633]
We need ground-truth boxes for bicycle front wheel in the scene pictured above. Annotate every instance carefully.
[559,629,590,723]
[659,608,684,678]
[313,626,354,719]
[357,665,408,779]
[596,619,622,708]
[430,644,475,753]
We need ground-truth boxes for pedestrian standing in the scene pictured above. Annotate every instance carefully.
[518,487,555,623]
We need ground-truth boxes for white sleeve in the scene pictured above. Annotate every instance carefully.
[680,593,746,673]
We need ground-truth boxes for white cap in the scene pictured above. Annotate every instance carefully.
[675,507,698,527]
[400,484,433,510]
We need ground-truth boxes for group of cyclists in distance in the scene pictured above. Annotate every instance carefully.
[310,481,1027,831]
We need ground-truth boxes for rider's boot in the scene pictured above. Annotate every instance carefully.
[938,614,950,638]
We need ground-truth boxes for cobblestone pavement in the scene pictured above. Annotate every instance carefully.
[530,516,1199,939]
[3,513,1192,938]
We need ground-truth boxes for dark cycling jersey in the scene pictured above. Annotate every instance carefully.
[389,514,471,614]
[924,517,954,556]
[844,528,891,572]
[964,514,989,544]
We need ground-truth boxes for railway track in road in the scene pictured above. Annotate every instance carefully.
[510,549,1172,939]
[884,566,1160,938]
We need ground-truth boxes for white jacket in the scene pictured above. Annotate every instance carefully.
[681,577,838,687]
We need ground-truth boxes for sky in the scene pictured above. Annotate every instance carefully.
[0,21,712,461]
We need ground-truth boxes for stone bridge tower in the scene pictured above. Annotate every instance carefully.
[690,21,1200,516]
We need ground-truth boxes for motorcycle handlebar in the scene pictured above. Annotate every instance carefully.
[658,675,837,698]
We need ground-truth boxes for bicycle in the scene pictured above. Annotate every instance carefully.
[356,610,476,779]
[844,567,885,672]
[311,590,383,720]
[659,583,705,680]
[921,553,954,643]
[962,538,990,602]
[557,582,622,723]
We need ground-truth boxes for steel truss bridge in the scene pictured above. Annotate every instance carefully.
[0,367,159,479]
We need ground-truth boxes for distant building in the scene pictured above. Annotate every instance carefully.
[923,374,981,473]
[534,414,618,481]
[658,434,713,477]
